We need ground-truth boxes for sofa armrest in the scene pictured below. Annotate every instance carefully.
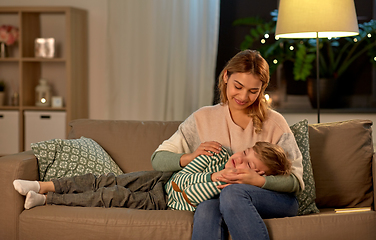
[0,151,39,240]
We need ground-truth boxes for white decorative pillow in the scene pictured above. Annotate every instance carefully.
[31,137,124,181]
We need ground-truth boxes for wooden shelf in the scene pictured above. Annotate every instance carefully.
[22,58,66,62]
[0,58,19,62]
[0,6,88,153]
[21,106,67,111]
[0,106,20,110]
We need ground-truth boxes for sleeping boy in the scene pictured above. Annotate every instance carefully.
[14,142,291,212]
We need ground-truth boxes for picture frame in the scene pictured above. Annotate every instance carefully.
[51,96,63,108]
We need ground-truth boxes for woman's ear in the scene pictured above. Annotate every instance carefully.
[224,70,228,84]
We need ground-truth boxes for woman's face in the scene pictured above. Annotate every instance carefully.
[224,72,263,113]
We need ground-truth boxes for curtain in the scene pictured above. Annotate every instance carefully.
[106,0,220,121]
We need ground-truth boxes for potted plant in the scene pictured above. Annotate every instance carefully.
[234,10,376,107]
[0,80,5,106]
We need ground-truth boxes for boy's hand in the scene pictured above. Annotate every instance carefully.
[180,141,222,167]
[211,168,233,182]
[215,168,266,189]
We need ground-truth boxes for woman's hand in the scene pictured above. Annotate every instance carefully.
[180,141,222,167]
[215,168,266,189]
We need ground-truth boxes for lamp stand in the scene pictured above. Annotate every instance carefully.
[316,32,320,123]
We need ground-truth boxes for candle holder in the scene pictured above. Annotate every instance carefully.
[35,79,51,107]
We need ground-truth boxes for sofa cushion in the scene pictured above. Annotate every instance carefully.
[31,137,124,181]
[290,119,319,215]
[19,205,194,240]
[68,119,181,173]
[264,210,376,240]
[308,119,374,208]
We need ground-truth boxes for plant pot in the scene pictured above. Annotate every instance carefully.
[307,78,346,109]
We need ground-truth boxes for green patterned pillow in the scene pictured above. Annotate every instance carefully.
[290,119,320,215]
[31,137,124,181]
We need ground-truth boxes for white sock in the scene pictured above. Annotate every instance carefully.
[24,191,46,210]
[13,180,40,196]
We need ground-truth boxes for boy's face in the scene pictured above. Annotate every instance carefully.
[225,147,270,175]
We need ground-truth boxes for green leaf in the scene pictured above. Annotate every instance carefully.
[232,17,265,26]
[293,45,315,81]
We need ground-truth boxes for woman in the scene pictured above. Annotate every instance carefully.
[151,50,304,240]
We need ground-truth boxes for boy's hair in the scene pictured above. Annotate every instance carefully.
[217,50,270,134]
[252,142,292,175]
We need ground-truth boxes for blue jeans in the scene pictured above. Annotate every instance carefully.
[191,184,298,240]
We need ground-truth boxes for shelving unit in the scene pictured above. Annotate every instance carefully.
[0,7,88,154]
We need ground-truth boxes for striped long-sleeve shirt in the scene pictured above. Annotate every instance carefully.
[164,148,230,211]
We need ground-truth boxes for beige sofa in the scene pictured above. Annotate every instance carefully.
[0,118,375,240]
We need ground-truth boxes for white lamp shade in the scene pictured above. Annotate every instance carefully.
[276,0,359,38]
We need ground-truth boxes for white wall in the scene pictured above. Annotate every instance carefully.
[1,0,109,119]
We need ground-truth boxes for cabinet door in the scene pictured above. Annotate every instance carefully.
[24,111,66,150]
[0,111,19,155]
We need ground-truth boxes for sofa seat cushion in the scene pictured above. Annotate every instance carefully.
[19,205,376,240]
[264,209,376,240]
[19,205,193,240]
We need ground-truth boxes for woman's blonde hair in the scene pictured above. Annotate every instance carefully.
[252,142,292,176]
[218,50,270,133]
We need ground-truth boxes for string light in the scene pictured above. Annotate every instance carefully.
[368,33,372,38]
[374,57,376,62]
[275,36,279,40]
[353,38,358,42]
[273,59,278,64]
[261,39,266,44]
[264,34,270,39]
[265,94,273,104]
[289,46,294,51]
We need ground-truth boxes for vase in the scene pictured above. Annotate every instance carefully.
[0,92,4,106]
[307,78,347,108]
[0,42,8,58]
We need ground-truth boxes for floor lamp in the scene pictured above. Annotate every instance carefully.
[275,0,359,123]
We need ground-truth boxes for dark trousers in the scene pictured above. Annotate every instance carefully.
[46,171,173,210]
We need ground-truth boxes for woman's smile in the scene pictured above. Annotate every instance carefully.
[234,98,248,106]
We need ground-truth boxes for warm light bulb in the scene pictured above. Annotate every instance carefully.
[374,57,376,62]
[275,36,279,40]
[265,94,272,104]
[261,39,266,44]
[353,38,358,42]
[273,59,278,64]
[41,98,46,103]
[368,33,372,38]
[264,34,269,39]
[289,46,294,51]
